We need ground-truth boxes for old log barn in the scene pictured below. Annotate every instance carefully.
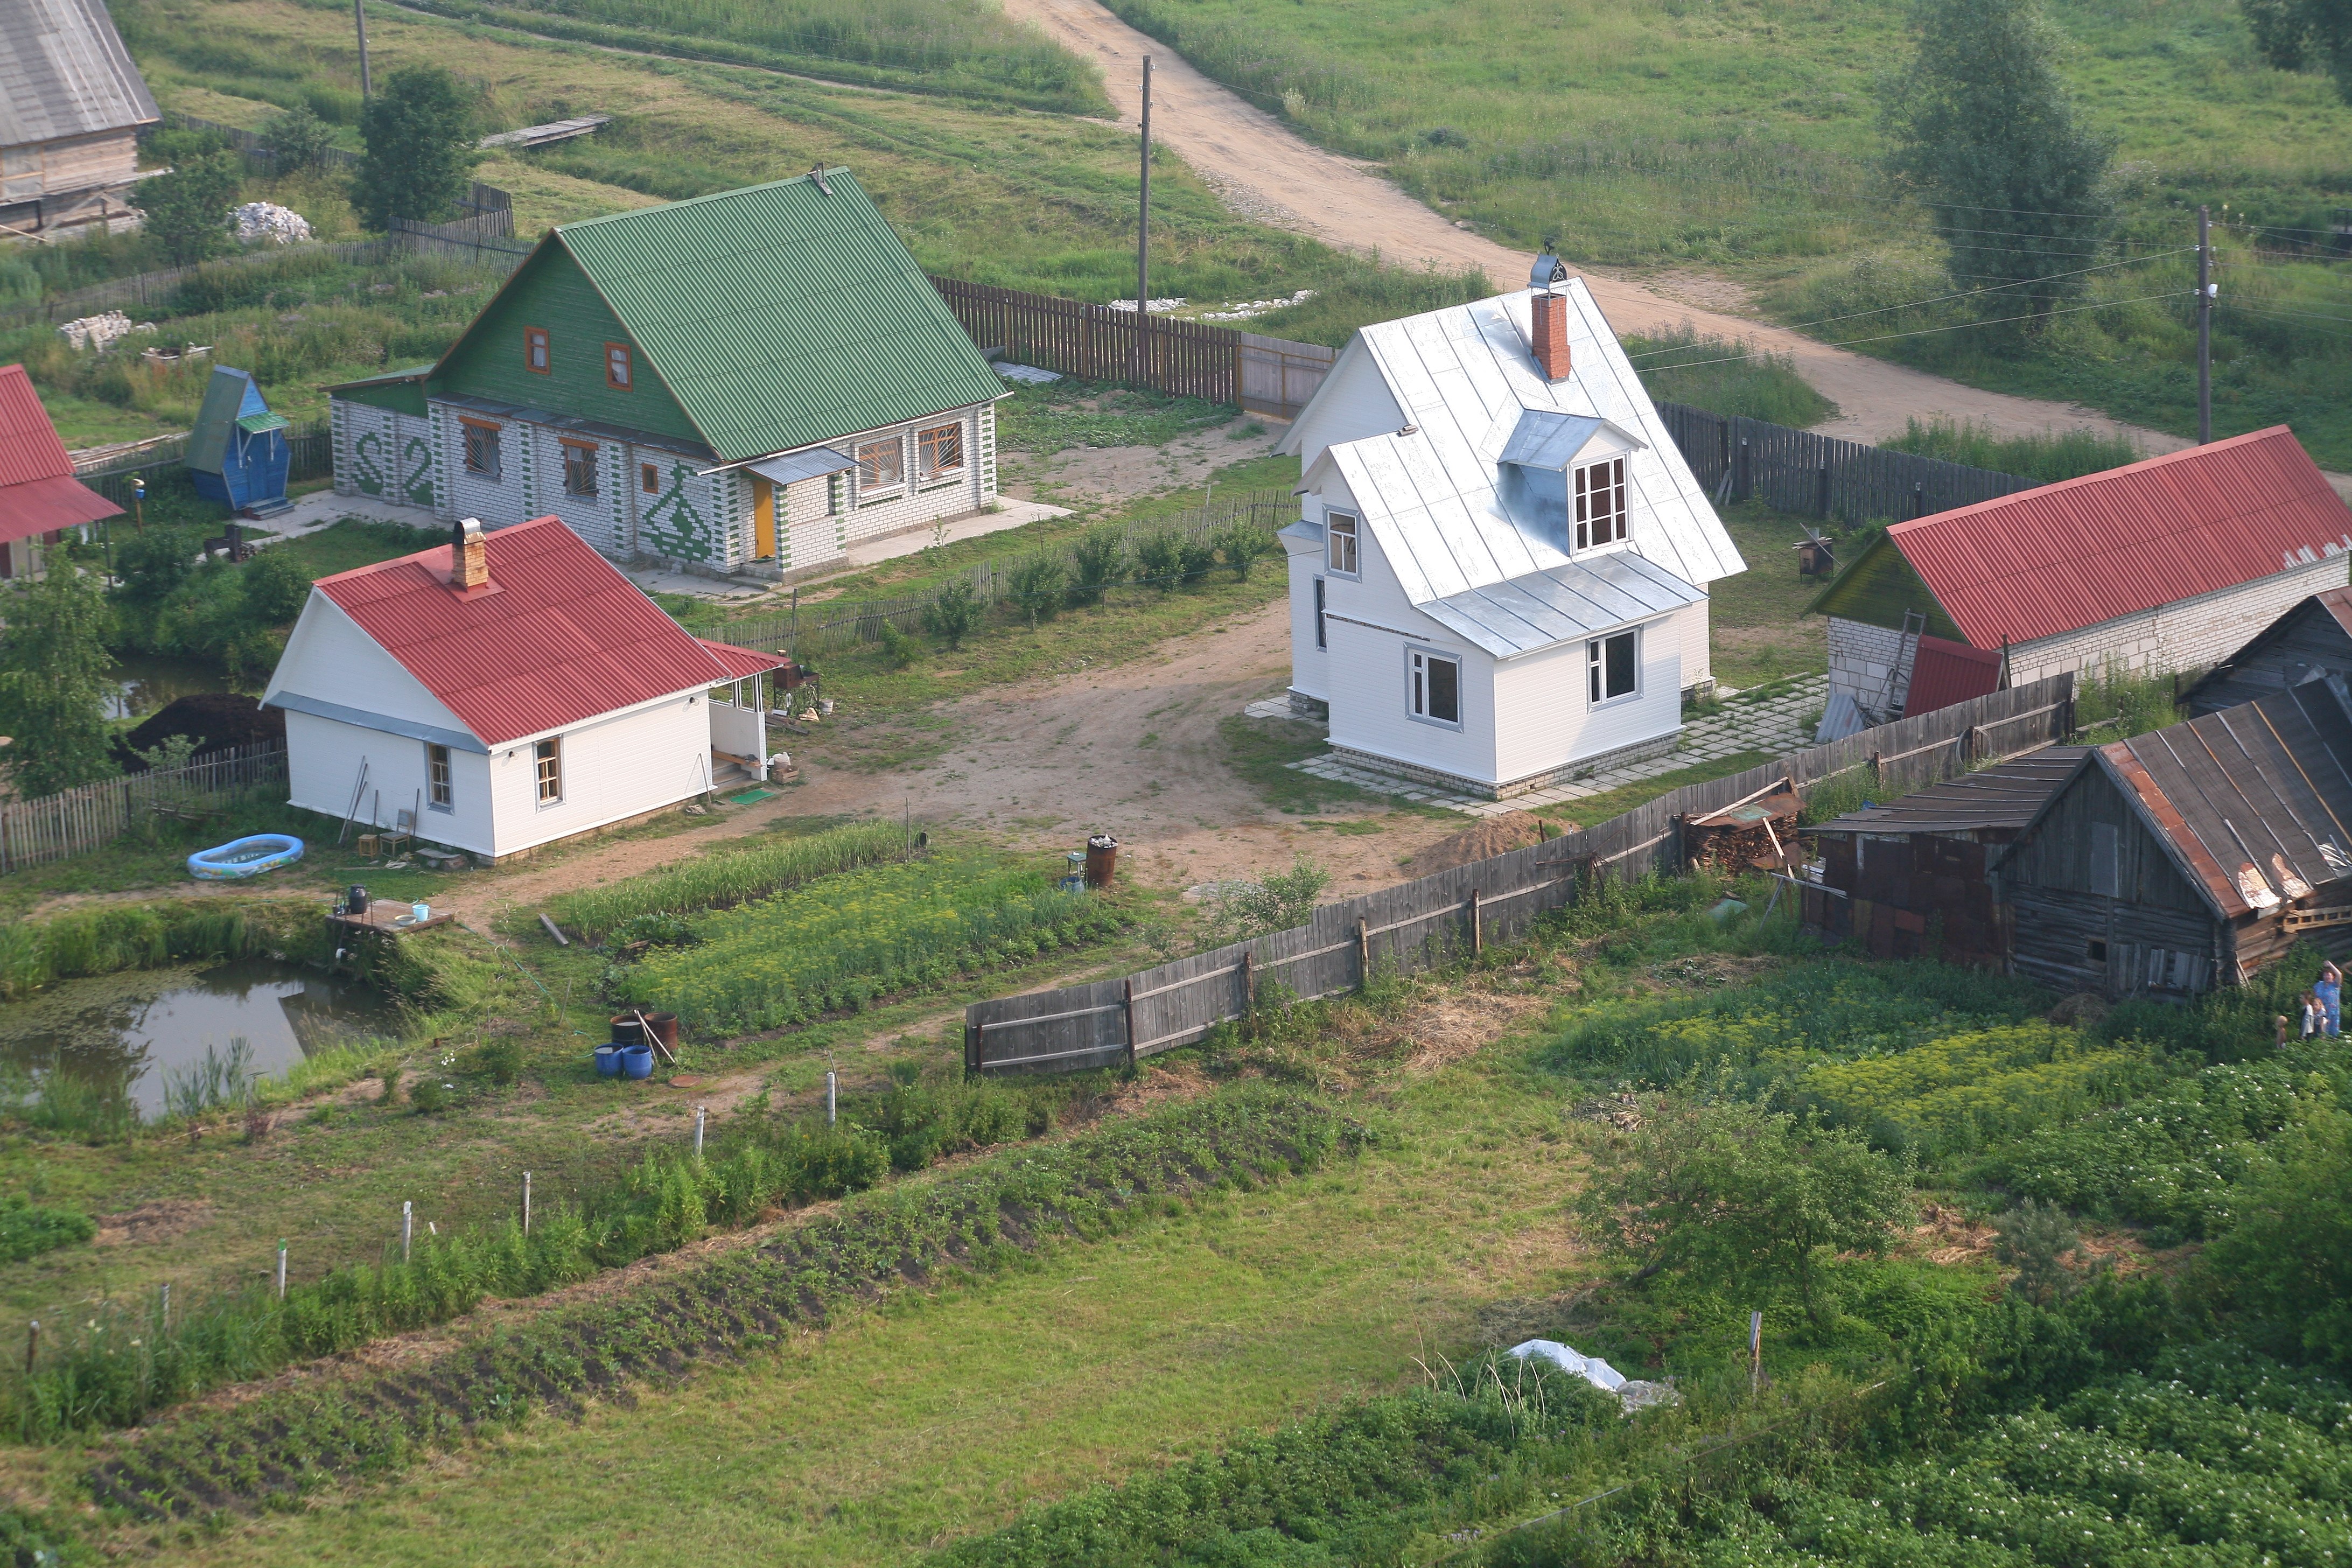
[2180,585,2352,716]
[1806,428,2352,725]
[326,170,1007,580]
[1993,687,2352,998]
[0,0,157,240]
[1802,747,2086,964]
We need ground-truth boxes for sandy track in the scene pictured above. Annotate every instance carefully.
[1003,0,2201,456]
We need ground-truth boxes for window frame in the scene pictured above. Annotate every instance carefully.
[1574,457,1626,551]
[641,461,661,495]
[1406,646,1463,729]
[915,422,965,483]
[425,742,453,811]
[856,435,906,500]
[460,417,502,479]
[533,737,563,806]
[1313,576,1327,650]
[603,342,634,391]
[560,438,599,498]
[523,326,550,375]
[1586,627,1640,706]
[1326,510,1360,577]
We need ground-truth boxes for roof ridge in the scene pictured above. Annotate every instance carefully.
[555,167,851,233]
[1888,425,2298,539]
[311,515,561,587]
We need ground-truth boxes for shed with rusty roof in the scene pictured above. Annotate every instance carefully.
[0,361,122,580]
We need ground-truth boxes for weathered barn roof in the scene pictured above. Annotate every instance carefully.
[1810,747,2087,837]
[1279,280,1744,653]
[2180,585,2352,716]
[432,170,1006,464]
[0,0,158,149]
[1807,428,2352,646]
[290,516,782,747]
[0,362,122,541]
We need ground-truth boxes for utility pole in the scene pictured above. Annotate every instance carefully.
[1136,55,1152,386]
[355,0,373,96]
[2196,204,2213,444]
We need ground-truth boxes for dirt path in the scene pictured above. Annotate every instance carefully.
[1001,0,2199,457]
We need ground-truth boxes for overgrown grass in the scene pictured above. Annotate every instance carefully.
[1878,415,2145,484]
[1627,326,1836,428]
[546,820,909,941]
[0,898,323,1004]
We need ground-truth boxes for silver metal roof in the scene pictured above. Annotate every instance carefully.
[1419,548,1706,658]
[747,446,852,485]
[1497,409,1643,469]
[0,0,158,149]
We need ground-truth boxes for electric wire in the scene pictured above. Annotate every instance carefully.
[1634,290,2197,372]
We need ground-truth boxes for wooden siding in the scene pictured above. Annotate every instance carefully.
[2188,599,2352,713]
[1808,534,1967,639]
[433,246,701,447]
[1809,832,2009,967]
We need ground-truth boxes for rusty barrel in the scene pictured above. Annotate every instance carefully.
[1083,833,1119,889]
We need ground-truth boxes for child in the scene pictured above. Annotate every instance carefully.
[2302,989,2325,1039]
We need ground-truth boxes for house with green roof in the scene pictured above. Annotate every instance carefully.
[326,169,1008,577]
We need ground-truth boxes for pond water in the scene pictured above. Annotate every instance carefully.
[105,654,236,723]
[0,958,393,1118]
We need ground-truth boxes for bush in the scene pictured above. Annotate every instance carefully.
[1133,531,1183,590]
[875,619,919,670]
[923,578,981,648]
[1216,521,1273,580]
[241,547,311,622]
[474,1037,522,1086]
[262,104,340,171]
[1007,556,1068,628]
[1069,525,1125,605]
[408,1077,447,1114]
[0,1195,96,1265]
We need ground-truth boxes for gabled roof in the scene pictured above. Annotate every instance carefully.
[187,366,268,475]
[302,517,782,747]
[0,0,157,149]
[0,363,121,541]
[1837,428,2351,649]
[1278,282,1743,647]
[2181,585,2352,715]
[439,170,1005,464]
[1421,550,1705,658]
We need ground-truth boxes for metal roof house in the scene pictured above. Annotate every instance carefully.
[262,515,784,863]
[1273,255,1745,799]
[186,366,291,517]
[0,361,121,579]
[0,0,158,240]
[1807,428,2352,725]
[2180,585,2352,716]
[325,170,1009,582]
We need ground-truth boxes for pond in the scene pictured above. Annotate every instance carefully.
[0,958,393,1118]
[105,654,235,723]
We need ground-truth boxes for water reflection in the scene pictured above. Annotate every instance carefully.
[104,654,233,723]
[0,958,391,1117]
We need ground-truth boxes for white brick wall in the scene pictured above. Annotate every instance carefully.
[2010,554,2351,685]
[1828,618,1913,717]
[769,402,997,577]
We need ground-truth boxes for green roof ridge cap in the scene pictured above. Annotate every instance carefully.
[554,167,853,233]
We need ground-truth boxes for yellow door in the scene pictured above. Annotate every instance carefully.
[752,478,776,559]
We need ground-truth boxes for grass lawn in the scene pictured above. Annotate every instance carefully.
[269,518,444,579]
[1707,500,1833,691]
[1523,750,1778,832]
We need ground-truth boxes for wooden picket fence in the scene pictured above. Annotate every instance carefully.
[1653,401,2033,526]
[0,745,289,876]
[965,676,2074,1073]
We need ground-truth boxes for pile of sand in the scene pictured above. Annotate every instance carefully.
[1402,811,1546,877]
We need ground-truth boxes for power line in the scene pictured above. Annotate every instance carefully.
[2222,301,2352,331]
[1635,290,2196,373]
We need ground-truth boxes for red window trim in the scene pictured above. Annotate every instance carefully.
[604,342,634,391]
[459,415,502,432]
[558,435,599,452]
[523,326,550,374]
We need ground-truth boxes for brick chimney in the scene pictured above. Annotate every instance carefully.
[452,516,489,590]
[1530,242,1571,382]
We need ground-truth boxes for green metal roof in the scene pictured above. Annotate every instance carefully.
[236,411,290,435]
[550,169,1006,463]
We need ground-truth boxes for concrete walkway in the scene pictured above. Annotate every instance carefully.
[1262,674,1830,817]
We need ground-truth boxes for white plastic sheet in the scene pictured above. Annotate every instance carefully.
[1507,1339,1626,1392]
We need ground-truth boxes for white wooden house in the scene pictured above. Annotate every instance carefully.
[262,515,782,862]
[1273,258,1745,799]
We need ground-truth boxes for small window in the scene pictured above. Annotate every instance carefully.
[523,327,549,374]
[641,461,661,494]
[426,743,453,810]
[1587,629,1637,704]
[462,419,501,478]
[1409,648,1460,725]
[1575,458,1626,550]
[1313,577,1327,650]
[562,440,598,498]
[534,738,562,804]
[857,437,905,494]
[1327,511,1359,576]
[2085,937,2108,963]
[917,423,964,479]
[604,342,633,390]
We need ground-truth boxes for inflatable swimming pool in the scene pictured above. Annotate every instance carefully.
[188,833,305,880]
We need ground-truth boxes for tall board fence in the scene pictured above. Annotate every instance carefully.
[965,675,2074,1074]
[1653,401,2034,527]
[73,424,334,508]
[0,745,288,876]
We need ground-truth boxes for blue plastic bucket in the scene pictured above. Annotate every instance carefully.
[621,1044,655,1080]
[593,1044,623,1077]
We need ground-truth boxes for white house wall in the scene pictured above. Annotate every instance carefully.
[1284,535,1329,704]
[331,399,436,510]
[1490,605,1689,786]
[1324,610,1498,786]
[282,709,499,853]
[531,425,628,557]
[487,693,713,856]
[1283,341,1404,478]
[267,594,477,738]
[769,403,997,577]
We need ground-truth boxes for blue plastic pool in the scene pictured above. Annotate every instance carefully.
[188,834,305,880]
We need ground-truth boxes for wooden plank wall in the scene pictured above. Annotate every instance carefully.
[1654,401,2033,527]
[0,745,288,876]
[969,676,2077,1073]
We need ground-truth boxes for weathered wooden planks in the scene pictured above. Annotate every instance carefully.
[1654,401,2033,527]
[0,745,288,876]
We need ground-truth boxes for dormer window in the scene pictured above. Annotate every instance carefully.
[1575,458,1625,549]
[1327,510,1359,576]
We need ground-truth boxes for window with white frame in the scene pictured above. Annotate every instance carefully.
[856,436,905,496]
[1326,510,1359,575]
[426,743,452,810]
[1408,648,1460,725]
[534,738,562,804]
[1574,457,1626,549]
[1587,629,1637,704]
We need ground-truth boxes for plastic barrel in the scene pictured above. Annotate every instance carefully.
[593,1045,623,1077]
[621,1044,655,1080]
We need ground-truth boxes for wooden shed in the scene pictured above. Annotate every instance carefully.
[2179,585,2352,716]
[186,367,291,517]
[1801,747,2084,965]
[0,0,158,240]
[1993,686,2352,999]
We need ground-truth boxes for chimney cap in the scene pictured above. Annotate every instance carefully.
[1531,241,1567,291]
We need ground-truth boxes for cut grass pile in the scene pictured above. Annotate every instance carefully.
[545,820,909,941]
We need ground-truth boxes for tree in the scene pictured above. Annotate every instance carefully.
[0,568,121,797]
[263,105,341,172]
[114,527,194,606]
[1219,522,1275,582]
[1881,0,2115,320]
[2243,0,2352,102]
[922,578,981,649]
[1069,526,1126,606]
[354,67,480,229]
[133,152,242,264]
[1577,1097,1914,1329]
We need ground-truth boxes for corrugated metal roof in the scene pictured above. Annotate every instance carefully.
[0,472,123,540]
[0,365,74,486]
[1902,635,2002,718]
[1889,427,2352,648]
[0,0,157,148]
[698,639,786,680]
[305,516,765,747]
[1811,747,2086,837]
[549,170,1008,463]
[747,447,852,485]
[2182,585,2352,715]
[1419,548,1705,657]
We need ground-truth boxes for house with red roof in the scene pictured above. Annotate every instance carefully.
[261,514,784,862]
[1805,426,2352,723]
[0,362,123,581]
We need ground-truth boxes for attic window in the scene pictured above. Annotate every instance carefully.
[1575,458,1625,550]
[524,327,550,374]
[605,343,634,390]
[1327,511,1359,576]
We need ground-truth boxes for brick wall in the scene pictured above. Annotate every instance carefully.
[2010,555,2352,685]
[1828,617,1913,717]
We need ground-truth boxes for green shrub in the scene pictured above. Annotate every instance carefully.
[408,1077,447,1114]
[1007,556,1068,627]
[1069,525,1125,604]
[0,1195,96,1265]
[874,619,919,670]
[1133,531,1184,589]
[922,578,982,648]
[1878,415,2143,484]
[474,1037,522,1086]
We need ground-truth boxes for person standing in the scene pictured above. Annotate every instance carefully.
[2318,963,2343,1039]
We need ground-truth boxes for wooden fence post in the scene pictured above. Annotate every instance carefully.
[1469,888,1482,956]
[1123,978,1137,1070]
[1238,949,1254,1018]
[1356,917,1371,990]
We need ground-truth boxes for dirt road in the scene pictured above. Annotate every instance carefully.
[1002,0,2192,454]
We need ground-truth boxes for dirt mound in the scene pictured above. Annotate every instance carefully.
[94,1198,213,1247]
[117,692,285,768]
[1402,812,1545,877]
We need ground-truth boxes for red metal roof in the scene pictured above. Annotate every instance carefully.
[0,365,125,538]
[1902,635,2002,719]
[1889,427,2352,648]
[0,473,125,541]
[314,516,780,747]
